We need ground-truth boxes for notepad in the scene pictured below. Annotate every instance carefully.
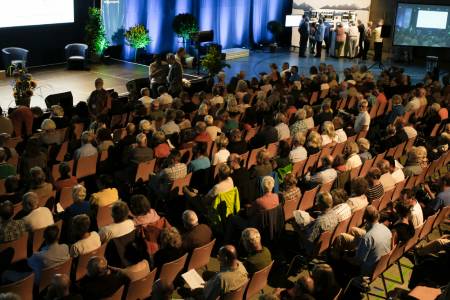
[182,269,205,290]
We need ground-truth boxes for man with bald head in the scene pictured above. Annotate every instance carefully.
[203,245,248,299]
[181,210,213,252]
[78,256,128,299]
[46,274,81,300]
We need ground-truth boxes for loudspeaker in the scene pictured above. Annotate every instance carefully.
[191,30,214,43]
[44,91,74,116]
[381,25,392,38]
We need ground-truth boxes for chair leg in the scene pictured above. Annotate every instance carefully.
[381,274,388,298]
[396,261,404,284]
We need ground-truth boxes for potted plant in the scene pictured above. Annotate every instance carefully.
[124,24,151,62]
[85,7,109,61]
[201,46,230,77]
[13,68,36,107]
[267,20,284,52]
[172,13,199,48]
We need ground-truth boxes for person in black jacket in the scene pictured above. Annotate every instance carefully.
[249,115,278,150]
[298,15,309,57]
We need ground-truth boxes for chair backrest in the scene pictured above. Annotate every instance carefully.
[32,220,63,253]
[224,280,249,300]
[55,141,69,162]
[101,285,125,300]
[266,142,278,158]
[371,248,393,281]
[73,123,84,140]
[0,272,34,299]
[0,233,28,264]
[393,141,407,159]
[378,189,395,211]
[350,166,362,180]
[135,159,156,182]
[246,146,265,169]
[358,158,375,177]
[187,239,216,271]
[331,217,351,243]
[302,152,320,176]
[245,261,274,300]
[171,173,193,196]
[291,159,306,177]
[283,197,300,221]
[371,198,381,210]
[125,268,157,300]
[59,186,74,209]
[158,253,188,285]
[433,206,450,229]
[74,243,107,281]
[319,180,334,193]
[244,127,258,142]
[331,142,345,158]
[65,43,88,58]
[314,230,332,257]
[348,208,365,230]
[39,258,72,292]
[391,179,406,202]
[376,101,387,117]
[0,179,5,195]
[369,101,380,119]
[97,204,115,228]
[405,175,418,190]
[373,151,386,166]
[388,243,406,266]
[405,224,423,252]
[419,213,438,240]
[298,186,319,211]
[75,154,98,178]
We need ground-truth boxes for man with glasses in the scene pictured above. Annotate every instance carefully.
[354,99,370,133]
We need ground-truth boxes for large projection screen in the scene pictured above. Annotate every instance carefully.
[394,3,450,48]
[0,0,75,28]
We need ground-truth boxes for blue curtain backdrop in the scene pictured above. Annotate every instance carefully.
[101,0,288,60]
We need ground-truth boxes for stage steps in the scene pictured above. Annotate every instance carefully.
[222,48,250,60]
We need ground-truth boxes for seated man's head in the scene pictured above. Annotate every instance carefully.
[87,256,108,277]
[218,245,238,268]
[0,200,15,221]
[350,177,369,196]
[315,191,333,211]
[23,192,40,213]
[48,274,71,299]
[182,210,199,229]
[217,164,231,182]
[364,205,379,224]
[241,227,263,253]
[111,201,129,224]
[72,214,91,240]
[44,224,60,246]
[30,166,47,188]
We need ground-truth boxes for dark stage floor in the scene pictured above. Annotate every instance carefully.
[0,50,437,111]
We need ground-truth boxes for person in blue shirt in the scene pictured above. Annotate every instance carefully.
[289,66,300,83]
[188,142,211,173]
[314,19,326,58]
[298,15,309,57]
[428,173,450,214]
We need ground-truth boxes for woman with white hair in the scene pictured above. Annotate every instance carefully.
[289,109,308,136]
[321,121,339,146]
[40,118,64,146]
[63,184,91,220]
[240,227,272,273]
[251,176,279,215]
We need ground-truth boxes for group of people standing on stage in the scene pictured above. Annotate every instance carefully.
[298,15,384,62]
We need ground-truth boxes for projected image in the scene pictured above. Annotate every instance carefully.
[0,0,74,28]
[394,3,450,48]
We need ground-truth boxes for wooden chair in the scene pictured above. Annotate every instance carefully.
[310,91,319,105]
[97,204,115,228]
[158,253,188,286]
[75,154,98,178]
[391,179,406,202]
[408,286,442,300]
[125,268,157,300]
[433,206,450,234]
[319,89,329,99]
[244,127,258,142]
[246,146,265,169]
[266,142,278,158]
[313,231,332,257]
[73,243,107,281]
[418,213,438,241]
[404,136,416,152]
[331,142,345,158]
[0,233,28,264]
[405,175,418,189]
[186,239,216,271]
[358,158,374,177]
[348,208,365,230]
[302,152,320,176]
[386,146,396,158]
[349,166,361,180]
[393,141,407,159]
[405,224,423,252]
[55,141,69,162]
[0,179,5,195]
[331,217,351,243]
[291,159,306,177]
[298,186,319,211]
[73,123,84,140]
[39,258,72,293]
[135,159,156,182]
[369,101,380,119]
[283,196,301,222]
[376,101,387,117]
[101,285,125,300]
[366,248,394,299]
[373,151,386,166]
[31,220,63,254]
[171,173,193,196]
[244,261,274,300]
[224,280,249,300]
[319,180,334,193]
[59,186,74,209]
[0,272,34,300]
[378,189,395,211]
[356,130,368,140]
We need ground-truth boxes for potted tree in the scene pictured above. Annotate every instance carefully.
[201,46,230,77]
[85,7,109,62]
[124,24,151,62]
[267,20,284,52]
[172,13,199,49]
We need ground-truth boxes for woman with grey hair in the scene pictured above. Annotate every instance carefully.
[63,184,91,220]
[240,227,272,273]
[28,166,54,201]
[251,176,279,215]
[22,191,54,231]
[153,227,186,271]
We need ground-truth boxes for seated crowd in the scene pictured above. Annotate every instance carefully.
[0,62,449,300]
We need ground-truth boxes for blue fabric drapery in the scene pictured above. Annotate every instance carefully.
[101,0,288,60]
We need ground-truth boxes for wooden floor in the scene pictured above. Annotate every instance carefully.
[0,49,435,111]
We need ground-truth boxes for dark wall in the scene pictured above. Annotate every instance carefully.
[0,1,92,67]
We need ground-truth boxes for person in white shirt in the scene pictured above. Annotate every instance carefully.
[304,105,315,129]
[400,189,423,228]
[305,156,338,187]
[99,201,135,243]
[347,22,359,58]
[274,113,290,141]
[354,99,370,133]
[331,189,353,222]
[138,87,152,111]
[212,135,230,166]
[344,141,362,170]
[289,132,307,163]
[321,121,339,146]
[69,214,101,257]
[204,115,222,141]
[377,159,396,191]
[157,86,173,108]
[386,156,405,184]
[22,192,54,232]
[333,116,348,143]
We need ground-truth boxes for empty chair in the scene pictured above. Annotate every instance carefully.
[186,239,216,271]
[65,43,88,69]
[244,261,274,299]
[171,173,192,196]
[2,47,29,71]
[0,272,34,300]
[135,159,156,182]
[75,154,98,178]
[125,268,157,300]
[298,186,319,211]
[158,253,188,286]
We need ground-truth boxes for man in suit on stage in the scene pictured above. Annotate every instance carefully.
[298,15,309,57]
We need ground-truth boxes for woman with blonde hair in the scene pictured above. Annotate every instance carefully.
[153,227,185,270]
[321,121,338,146]
[344,141,362,169]
[212,135,230,166]
[304,105,315,129]
[306,131,322,154]
[357,138,372,163]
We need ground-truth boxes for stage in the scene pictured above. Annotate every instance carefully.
[0,49,434,111]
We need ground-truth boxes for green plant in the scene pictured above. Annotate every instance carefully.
[125,24,151,61]
[85,7,109,57]
[172,13,199,41]
[201,47,229,76]
[267,20,284,43]
[13,68,36,106]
